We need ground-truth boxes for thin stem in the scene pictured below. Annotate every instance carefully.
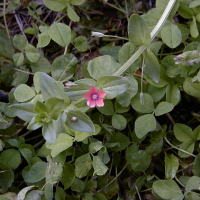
[125,0,129,21]
[27,6,48,26]
[135,185,142,200]
[113,0,177,76]
[64,46,68,55]
[0,63,34,75]
[101,0,126,14]
[166,113,175,125]
[105,35,129,41]
[56,13,68,23]
[33,139,45,148]
[0,122,28,137]
[14,13,28,40]
[175,176,185,188]
[164,136,196,157]
[97,162,128,192]
[3,0,10,42]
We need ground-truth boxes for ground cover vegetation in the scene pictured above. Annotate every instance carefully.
[1,0,200,199]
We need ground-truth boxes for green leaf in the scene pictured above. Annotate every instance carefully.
[45,156,63,184]
[24,190,43,200]
[13,53,24,66]
[153,180,184,200]
[185,176,200,192]
[31,57,51,74]
[88,55,121,80]
[116,75,138,107]
[37,28,51,48]
[14,84,35,102]
[131,93,154,113]
[0,30,14,59]
[165,154,179,179]
[161,22,182,48]
[24,161,46,183]
[107,132,130,151]
[174,123,193,142]
[135,114,157,138]
[66,105,95,133]
[25,44,40,63]
[192,154,200,176]
[0,164,14,193]
[128,150,151,171]
[13,34,27,51]
[155,102,174,116]
[126,144,139,164]
[74,36,87,52]
[42,112,67,143]
[193,125,200,141]
[75,154,92,178]
[71,178,85,192]
[174,50,200,66]
[9,103,35,121]
[45,97,65,120]
[17,186,36,200]
[166,84,181,106]
[144,48,160,83]
[0,149,21,170]
[48,23,71,47]
[40,72,70,106]
[97,76,129,99]
[61,162,75,189]
[190,1,200,8]
[112,114,127,130]
[67,4,80,22]
[128,14,151,46]
[93,193,107,200]
[43,0,66,11]
[19,148,32,165]
[51,54,77,82]
[55,186,66,200]
[183,77,200,97]
[47,133,74,157]
[97,100,114,115]
[93,156,108,176]
[148,85,166,102]
[89,141,105,154]
[44,184,53,200]
[98,150,110,164]
[190,16,199,38]
[70,0,85,5]
[178,140,194,158]
[65,78,97,101]
[118,42,142,74]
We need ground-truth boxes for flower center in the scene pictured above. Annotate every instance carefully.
[91,93,99,101]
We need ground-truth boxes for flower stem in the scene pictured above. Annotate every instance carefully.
[164,136,196,157]
[113,0,177,76]
[97,162,128,192]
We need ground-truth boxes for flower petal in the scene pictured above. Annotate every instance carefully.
[87,100,96,108]
[90,86,98,93]
[98,91,106,98]
[96,98,104,107]
[83,91,92,100]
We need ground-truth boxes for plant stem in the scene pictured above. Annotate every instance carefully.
[113,0,177,76]
[175,176,185,188]
[97,162,128,192]
[102,0,126,14]
[3,0,10,42]
[164,136,196,157]
[0,63,34,75]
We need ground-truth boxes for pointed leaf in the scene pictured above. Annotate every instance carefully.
[128,14,151,46]
[93,156,108,176]
[48,23,71,47]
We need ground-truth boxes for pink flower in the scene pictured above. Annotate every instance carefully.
[83,86,106,108]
